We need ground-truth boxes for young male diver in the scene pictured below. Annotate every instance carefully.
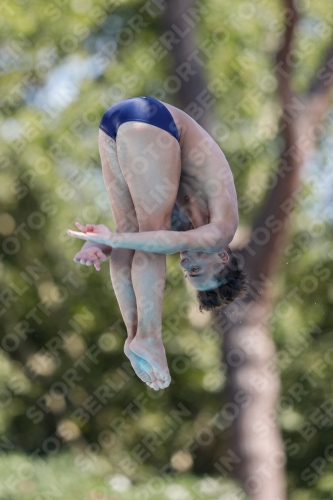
[67,96,248,390]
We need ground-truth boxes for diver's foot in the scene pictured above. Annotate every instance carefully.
[129,335,171,390]
[124,338,157,386]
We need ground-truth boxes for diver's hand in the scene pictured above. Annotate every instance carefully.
[74,246,108,271]
[67,221,114,246]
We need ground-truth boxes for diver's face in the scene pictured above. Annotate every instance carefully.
[179,249,229,291]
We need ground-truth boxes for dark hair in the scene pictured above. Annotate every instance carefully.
[196,248,249,313]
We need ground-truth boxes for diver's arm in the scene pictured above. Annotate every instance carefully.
[67,221,234,254]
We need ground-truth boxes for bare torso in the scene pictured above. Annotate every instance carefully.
[160,101,238,233]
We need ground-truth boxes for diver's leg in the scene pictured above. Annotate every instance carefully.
[115,122,181,390]
[99,129,157,385]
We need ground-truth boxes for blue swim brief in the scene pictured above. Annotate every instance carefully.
[99,96,179,142]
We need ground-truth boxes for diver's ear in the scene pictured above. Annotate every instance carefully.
[218,249,229,263]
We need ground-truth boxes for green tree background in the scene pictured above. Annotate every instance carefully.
[1,0,333,499]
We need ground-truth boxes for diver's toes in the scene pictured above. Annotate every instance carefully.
[148,371,157,383]
[156,379,165,389]
[150,381,159,391]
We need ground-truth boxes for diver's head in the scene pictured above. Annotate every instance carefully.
[179,246,248,312]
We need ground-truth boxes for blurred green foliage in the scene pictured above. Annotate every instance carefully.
[1,0,333,498]
[0,451,248,500]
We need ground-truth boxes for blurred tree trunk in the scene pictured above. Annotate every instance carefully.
[161,0,333,498]
[159,0,213,134]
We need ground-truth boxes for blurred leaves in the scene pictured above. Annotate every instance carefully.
[1,0,333,498]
